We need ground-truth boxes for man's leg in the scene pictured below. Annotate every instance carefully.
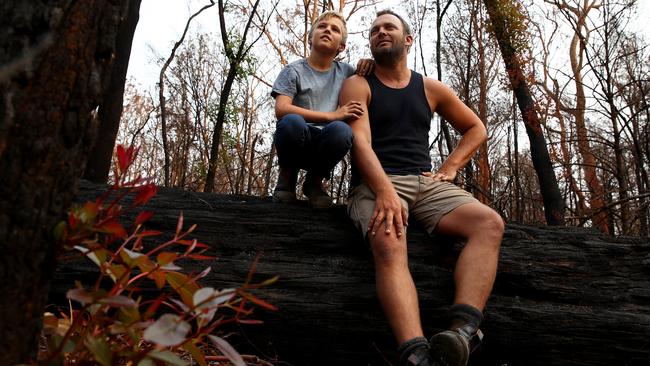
[348,180,434,366]
[273,114,311,202]
[411,180,503,366]
[429,202,503,366]
[370,232,423,345]
[435,202,503,311]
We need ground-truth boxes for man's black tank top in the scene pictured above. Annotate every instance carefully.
[351,70,433,186]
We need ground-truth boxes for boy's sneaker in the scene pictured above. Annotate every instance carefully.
[273,167,298,203]
[302,175,333,209]
[429,324,483,366]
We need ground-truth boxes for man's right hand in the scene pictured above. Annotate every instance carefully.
[368,190,408,238]
[331,101,364,121]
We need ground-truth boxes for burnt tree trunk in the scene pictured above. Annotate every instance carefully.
[51,182,650,366]
[483,0,566,226]
[0,2,130,363]
[83,0,142,183]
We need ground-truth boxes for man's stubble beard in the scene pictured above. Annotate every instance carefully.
[370,38,406,67]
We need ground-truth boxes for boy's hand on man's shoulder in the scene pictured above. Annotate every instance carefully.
[355,58,375,76]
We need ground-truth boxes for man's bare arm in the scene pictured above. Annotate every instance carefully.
[339,76,407,237]
[274,95,363,123]
[424,78,487,182]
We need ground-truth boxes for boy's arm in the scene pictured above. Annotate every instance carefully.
[274,95,363,123]
[423,77,487,182]
[339,76,407,237]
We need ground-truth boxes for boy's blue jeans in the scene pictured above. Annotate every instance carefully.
[274,113,353,179]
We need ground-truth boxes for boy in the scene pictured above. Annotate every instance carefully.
[271,11,370,208]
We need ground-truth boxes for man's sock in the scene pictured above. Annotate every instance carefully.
[448,303,483,331]
[398,336,430,365]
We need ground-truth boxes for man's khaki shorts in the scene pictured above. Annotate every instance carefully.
[347,175,479,238]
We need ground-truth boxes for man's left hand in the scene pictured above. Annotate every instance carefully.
[422,169,456,182]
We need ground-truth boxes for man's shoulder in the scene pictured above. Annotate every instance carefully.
[422,76,455,99]
[342,74,369,88]
[340,74,370,101]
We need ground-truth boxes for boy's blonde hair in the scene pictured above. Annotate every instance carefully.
[308,11,348,46]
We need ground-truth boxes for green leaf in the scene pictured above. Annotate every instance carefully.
[143,314,190,347]
[165,272,198,306]
[118,304,142,324]
[107,264,128,283]
[73,246,108,267]
[84,335,112,366]
[53,221,67,242]
[136,358,156,366]
[148,350,189,366]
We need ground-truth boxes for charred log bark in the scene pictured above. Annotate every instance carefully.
[51,182,650,366]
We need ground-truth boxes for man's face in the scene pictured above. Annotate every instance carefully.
[310,16,346,54]
[369,14,412,65]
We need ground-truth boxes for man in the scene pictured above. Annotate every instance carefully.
[339,10,503,366]
[271,11,371,208]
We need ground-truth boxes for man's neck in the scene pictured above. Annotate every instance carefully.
[307,49,336,71]
[374,60,410,88]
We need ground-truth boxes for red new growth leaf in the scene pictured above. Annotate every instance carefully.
[134,184,157,206]
[157,252,178,266]
[135,211,154,225]
[99,220,128,239]
[116,145,128,173]
[187,254,216,260]
[238,291,278,311]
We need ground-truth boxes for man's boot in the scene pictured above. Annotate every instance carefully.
[273,167,298,203]
[429,323,483,366]
[302,173,333,208]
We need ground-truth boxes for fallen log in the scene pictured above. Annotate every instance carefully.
[50,182,650,366]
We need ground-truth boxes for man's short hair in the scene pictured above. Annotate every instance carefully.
[308,10,348,46]
[376,9,412,37]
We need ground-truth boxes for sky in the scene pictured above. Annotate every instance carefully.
[127,0,650,91]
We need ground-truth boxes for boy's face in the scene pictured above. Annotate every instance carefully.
[310,16,346,54]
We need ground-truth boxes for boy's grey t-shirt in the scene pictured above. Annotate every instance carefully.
[271,59,355,124]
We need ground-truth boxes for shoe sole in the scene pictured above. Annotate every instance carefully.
[272,191,297,204]
[429,330,469,366]
[307,198,333,209]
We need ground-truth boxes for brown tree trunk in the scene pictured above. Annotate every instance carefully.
[567,8,610,234]
[483,0,566,225]
[0,1,129,363]
[83,0,142,183]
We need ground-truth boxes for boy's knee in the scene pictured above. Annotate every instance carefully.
[275,114,309,143]
[323,121,353,148]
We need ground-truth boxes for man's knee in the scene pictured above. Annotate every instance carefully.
[477,208,504,245]
[370,235,408,267]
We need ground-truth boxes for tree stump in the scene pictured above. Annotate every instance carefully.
[50,182,650,366]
